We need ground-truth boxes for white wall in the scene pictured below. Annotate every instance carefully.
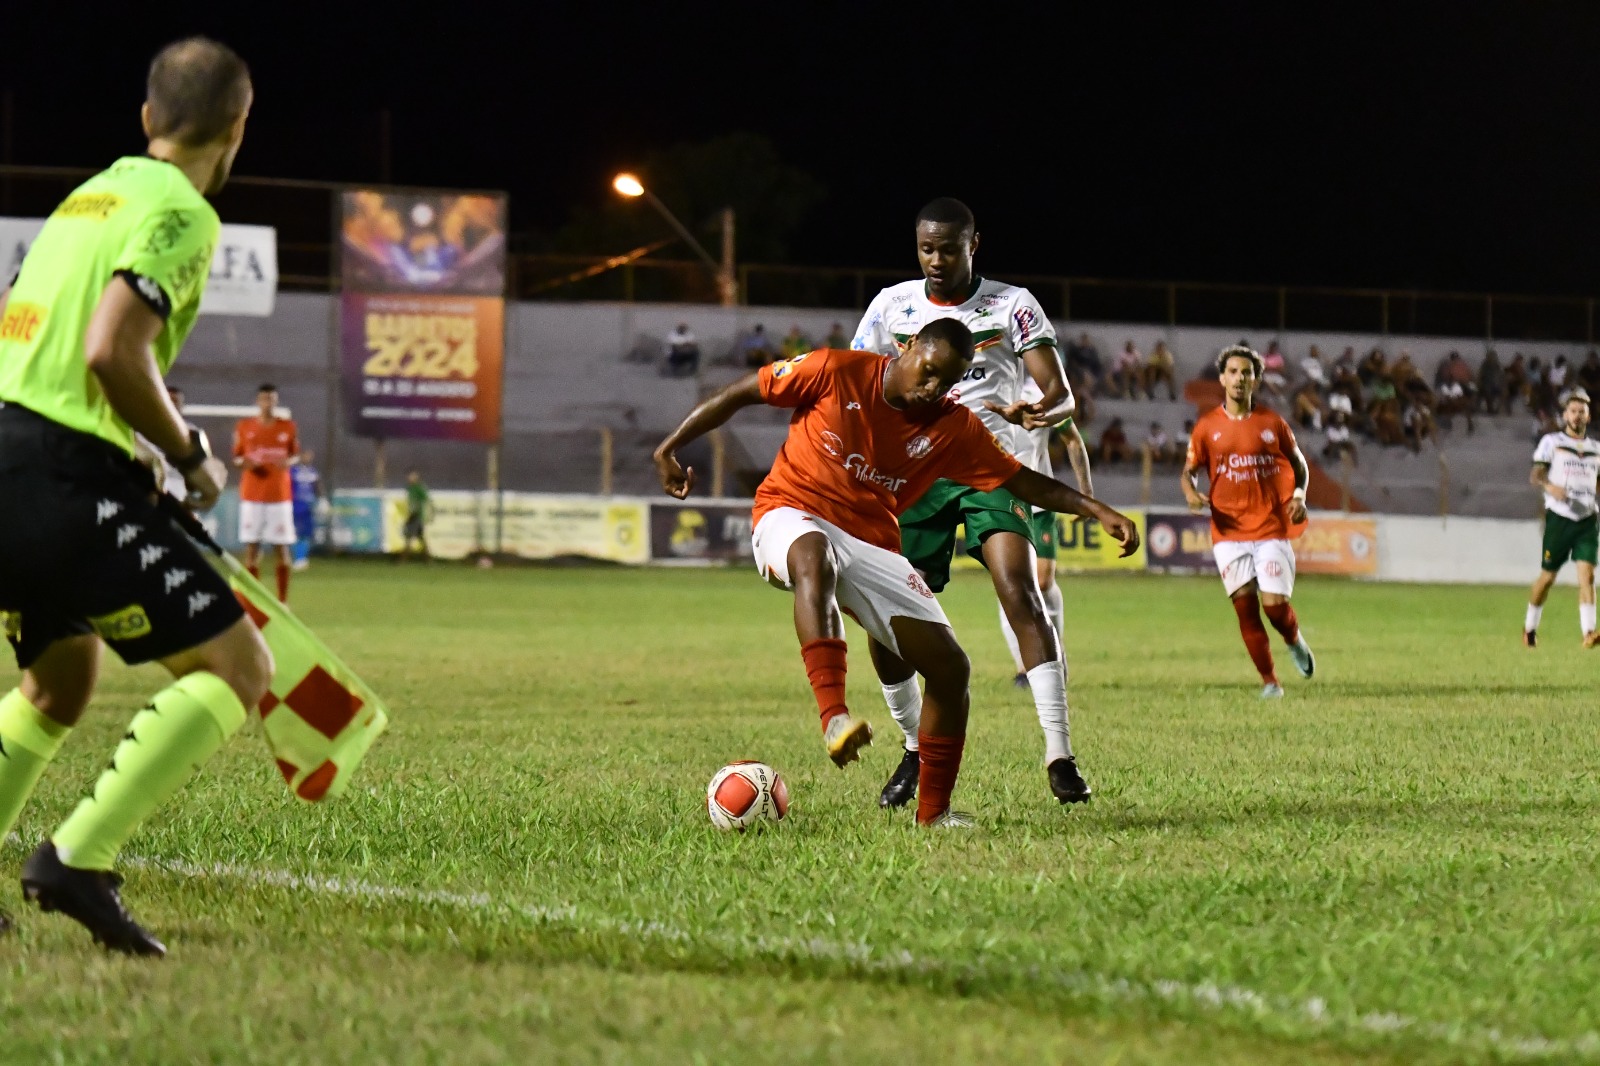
[1374,514,1575,586]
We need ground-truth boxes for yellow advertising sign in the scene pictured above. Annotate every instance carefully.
[951,510,1147,573]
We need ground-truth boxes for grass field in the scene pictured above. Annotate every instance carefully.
[3,561,1599,1064]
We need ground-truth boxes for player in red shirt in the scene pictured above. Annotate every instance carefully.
[1182,345,1317,697]
[232,383,300,601]
[654,319,1138,826]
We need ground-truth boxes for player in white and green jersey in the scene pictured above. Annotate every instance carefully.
[852,198,1092,809]
[1524,388,1600,648]
[0,38,265,955]
[998,378,1094,685]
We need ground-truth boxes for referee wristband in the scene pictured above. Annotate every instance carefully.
[167,428,210,474]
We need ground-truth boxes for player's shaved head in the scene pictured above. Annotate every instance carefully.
[146,37,252,148]
[886,318,975,411]
[916,198,976,236]
[915,317,975,363]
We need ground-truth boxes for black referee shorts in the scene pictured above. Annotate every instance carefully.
[0,403,243,670]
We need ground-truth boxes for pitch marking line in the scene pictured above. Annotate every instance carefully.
[123,856,1600,1062]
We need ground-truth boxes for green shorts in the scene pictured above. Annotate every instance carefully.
[899,478,1038,592]
[1032,510,1061,561]
[1541,511,1599,572]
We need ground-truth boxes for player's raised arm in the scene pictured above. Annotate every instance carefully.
[1001,466,1140,557]
[653,372,766,498]
[84,278,223,506]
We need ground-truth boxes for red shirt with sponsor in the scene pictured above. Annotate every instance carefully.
[754,349,1022,552]
[1186,405,1306,543]
[233,416,299,504]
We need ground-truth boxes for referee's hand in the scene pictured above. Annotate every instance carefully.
[183,457,229,511]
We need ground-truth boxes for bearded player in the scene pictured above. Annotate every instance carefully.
[1181,345,1316,697]
[1523,388,1600,647]
[853,198,1092,810]
[0,38,269,954]
[654,320,1138,827]
[233,382,299,601]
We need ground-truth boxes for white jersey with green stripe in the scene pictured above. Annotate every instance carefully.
[852,276,1057,459]
[1533,431,1600,520]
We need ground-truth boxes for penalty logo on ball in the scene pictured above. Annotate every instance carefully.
[706,761,790,831]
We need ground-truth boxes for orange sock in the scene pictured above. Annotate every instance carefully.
[915,732,965,824]
[1232,591,1277,684]
[276,564,290,603]
[247,564,260,579]
[1263,601,1300,644]
[799,638,848,729]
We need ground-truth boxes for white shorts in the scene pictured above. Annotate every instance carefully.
[752,507,949,657]
[239,500,296,546]
[1213,538,1296,598]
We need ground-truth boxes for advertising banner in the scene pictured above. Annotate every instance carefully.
[329,492,388,554]
[2,216,277,316]
[339,292,504,441]
[1296,515,1379,575]
[337,189,507,442]
[649,502,756,564]
[501,494,648,564]
[380,489,489,559]
[951,511,1148,573]
[1144,511,1216,572]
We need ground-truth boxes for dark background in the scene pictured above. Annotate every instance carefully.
[5,3,1598,294]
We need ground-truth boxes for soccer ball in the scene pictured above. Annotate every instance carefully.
[706,761,790,831]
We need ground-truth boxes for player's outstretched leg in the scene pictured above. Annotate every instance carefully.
[868,638,921,808]
[25,618,270,957]
[984,532,1089,804]
[1262,594,1314,679]
[889,616,972,827]
[787,533,872,768]
[1231,585,1283,697]
[0,636,99,939]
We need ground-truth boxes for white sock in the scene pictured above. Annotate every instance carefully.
[1526,603,1543,633]
[880,676,921,751]
[998,602,1026,673]
[1025,659,1073,764]
[1043,582,1065,646]
[1583,603,1597,635]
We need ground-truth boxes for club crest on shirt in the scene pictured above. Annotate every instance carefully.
[906,435,932,459]
[772,353,808,378]
[1261,429,1277,444]
[1212,431,1223,442]
[907,572,935,600]
[820,430,843,458]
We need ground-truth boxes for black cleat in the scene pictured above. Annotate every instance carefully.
[1048,757,1093,804]
[879,747,920,809]
[1523,629,1538,648]
[21,842,166,957]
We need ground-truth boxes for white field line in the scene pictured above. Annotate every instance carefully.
[125,855,1600,1062]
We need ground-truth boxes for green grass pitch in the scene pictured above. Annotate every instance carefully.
[3,562,1598,1064]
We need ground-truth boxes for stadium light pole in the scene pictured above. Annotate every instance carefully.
[612,173,737,306]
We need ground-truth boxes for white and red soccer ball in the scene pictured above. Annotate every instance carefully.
[706,761,789,831]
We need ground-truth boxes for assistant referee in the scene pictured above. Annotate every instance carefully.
[0,38,270,956]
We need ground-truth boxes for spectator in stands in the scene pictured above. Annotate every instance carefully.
[1550,354,1570,394]
[1478,349,1507,414]
[781,324,812,361]
[1335,346,1358,375]
[1579,350,1600,398]
[1402,394,1437,452]
[1435,374,1474,434]
[1528,358,1555,417]
[1326,384,1354,429]
[1369,376,1403,446]
[1390,350,1419,390]
[824,321,849,349]
[735,323,778,368]
[664,322,700,378]
[1067,332,1105,393]
[1261,341,1288,398]
[1143,339,1178,400]
[1097,417,1131,464]
[1291,379,1325,431]
[1109,340,1144,398]
[1359,348,1388,387]
[1143,422,1175,465]
[1504,352,1529,413]
[1300,345,1329,390]
[1322,412,1357,467]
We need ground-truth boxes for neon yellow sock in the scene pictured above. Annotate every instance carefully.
[0,688,72,844]
[53,673,246,871]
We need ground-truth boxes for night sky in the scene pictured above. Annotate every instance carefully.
[5,3,1599,295]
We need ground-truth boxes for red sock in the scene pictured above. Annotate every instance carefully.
[247,564,260,579]
[916,732,966,824]
[1231,591,1278,684]
[800,638,848,729]
[1262,601,1300,645]
[276,564,290,603]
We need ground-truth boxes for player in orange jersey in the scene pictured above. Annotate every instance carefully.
[1182,345,1316,697]
[654,319,1138,826]
[233,383,299,601]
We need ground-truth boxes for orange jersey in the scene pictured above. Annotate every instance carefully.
[753,349,1022,552]
[234,416,299,503]
[1187,406,1306,542]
